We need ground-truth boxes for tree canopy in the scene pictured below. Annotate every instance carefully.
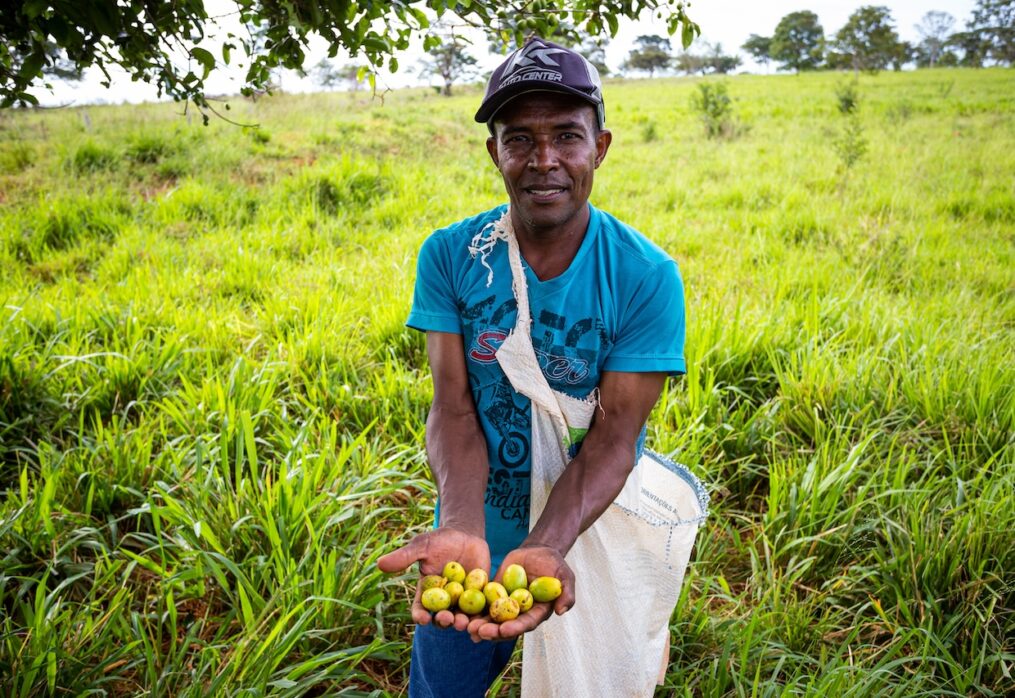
[741,34,772,67]
[1,0,699,111]
[915,11,956,68]
[770,11,824,73]
[624,34,672,77]
[831,5,903,72]
[968,0,1015,65]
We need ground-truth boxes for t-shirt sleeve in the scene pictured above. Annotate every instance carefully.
[406,232,462,334]
[603,259,686,375]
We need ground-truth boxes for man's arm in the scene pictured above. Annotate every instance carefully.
[469,369,667,641]
[424,331,489,538]
[377,331,492,631]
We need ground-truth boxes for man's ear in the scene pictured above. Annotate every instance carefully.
[486,136,500,168]
[594,129,612,168]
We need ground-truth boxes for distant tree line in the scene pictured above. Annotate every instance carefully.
[741,1,1013,74]
[617,1,1013,77]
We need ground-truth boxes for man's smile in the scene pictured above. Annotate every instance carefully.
[524,186,568,202]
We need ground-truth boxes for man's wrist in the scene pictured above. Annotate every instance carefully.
[519,537,571,558]
[439,517,485,539]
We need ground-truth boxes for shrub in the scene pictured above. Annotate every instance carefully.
[125,133,176,164]
[641,120,659,143]
[69,141,117,172]
[691,82,741,139]
[835,79,860,115]
[835,115,867,171]
[0,142,35,173]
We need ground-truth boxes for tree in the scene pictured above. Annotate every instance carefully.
[672,41,739,75]
[770,11,824,73]
[1,1,699,110]
[624,35,672,77]
[967,0,1015,65]
[420,38,478,96]
[950,30,989,67]
[312,59,363,92]
[915,11,956,68]
[741,34,772,69]
[705,43,741,74]
[673,50,707,75]
[832,6,904,73]
[579,36,611,76]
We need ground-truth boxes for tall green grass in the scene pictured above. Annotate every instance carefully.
[1,68,1012,696]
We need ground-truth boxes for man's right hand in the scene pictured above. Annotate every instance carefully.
[377,526,490,631]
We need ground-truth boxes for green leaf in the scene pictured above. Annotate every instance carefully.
[191,47,215,79]
[681,21,698,50]
[606,13,619,37]
[22,0,49,19]
[18,50,46,81]
[363,36,389,53]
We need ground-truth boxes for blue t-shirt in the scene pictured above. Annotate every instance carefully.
[407,203,686,569]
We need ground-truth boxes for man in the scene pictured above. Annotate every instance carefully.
[378,37,686,696]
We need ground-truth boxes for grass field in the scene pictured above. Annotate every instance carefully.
[1,67,1013,696]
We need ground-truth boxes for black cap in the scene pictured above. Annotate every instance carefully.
[476,37,605,129]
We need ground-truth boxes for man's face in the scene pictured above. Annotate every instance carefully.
[486,93,612,238]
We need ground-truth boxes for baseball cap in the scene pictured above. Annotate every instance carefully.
[475,37,605,130]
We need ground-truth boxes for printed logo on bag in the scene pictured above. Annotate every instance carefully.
[499,42,566,88]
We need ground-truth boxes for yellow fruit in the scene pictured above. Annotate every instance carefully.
[483,581,508,606]
[529,576,562,602]
[458,588,486,614]
[502,564,528,594]
[464,568,488,591]
[420,575,446,591]
[489,596,520,623]
[442,561,466,585]
[510,588,533,613]
[421,587,451,612]
[444,581,464,607]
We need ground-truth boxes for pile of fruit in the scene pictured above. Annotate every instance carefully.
[419,561,562,623]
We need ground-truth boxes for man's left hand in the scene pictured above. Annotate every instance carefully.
[466,544,575,642]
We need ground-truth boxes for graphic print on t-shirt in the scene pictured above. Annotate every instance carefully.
[461,289,610,539]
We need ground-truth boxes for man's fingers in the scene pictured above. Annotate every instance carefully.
[496,603,552,639]
[555,575,575,615]
[453,611,472,632]
[467,614,491,642]
[410,578,432,625]
[376,538,423,573]
[433,609,455,628]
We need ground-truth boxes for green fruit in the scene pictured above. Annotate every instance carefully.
[445,581,464,607]
[489,596,520,623]
[484,581,508,606]
[421,587,451,612]
[510,588,533,613]
[464,568,488,591]
[529,576,562,602]
[442,561,466,585]
[458,588,486,614]
[502,563,528,594]
[421,575,446,591]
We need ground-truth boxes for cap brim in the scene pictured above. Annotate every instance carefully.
[474,82,602,125]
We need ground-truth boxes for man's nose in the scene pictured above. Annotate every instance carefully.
[528,140,559,171]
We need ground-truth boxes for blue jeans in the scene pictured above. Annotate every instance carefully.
[409,623,518,698]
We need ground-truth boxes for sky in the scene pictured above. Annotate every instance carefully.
[35,0,979,106]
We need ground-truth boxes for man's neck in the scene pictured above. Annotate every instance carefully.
[511,205,591,282]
